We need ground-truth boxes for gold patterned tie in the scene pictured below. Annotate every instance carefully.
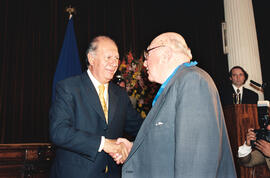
[98,84,108,124]
[236,88,241,104]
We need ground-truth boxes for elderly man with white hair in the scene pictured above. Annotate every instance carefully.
[117,32,237,178]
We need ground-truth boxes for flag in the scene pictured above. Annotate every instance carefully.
[52,16,82,102]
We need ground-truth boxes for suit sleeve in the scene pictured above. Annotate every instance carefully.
[49,83,101,161]
[174,71,224,177]
[239,150,266,167]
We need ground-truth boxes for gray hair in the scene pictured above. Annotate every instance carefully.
[85,36,116,66]
[167,37,192,59]
[154,32,192,59]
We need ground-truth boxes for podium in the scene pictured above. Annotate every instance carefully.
[223,104,270,178]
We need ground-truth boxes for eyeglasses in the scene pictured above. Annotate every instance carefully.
[144,45,165,59]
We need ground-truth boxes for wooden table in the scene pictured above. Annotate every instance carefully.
[0,143,54,178]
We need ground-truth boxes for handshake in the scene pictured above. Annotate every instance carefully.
[103,138,133,164]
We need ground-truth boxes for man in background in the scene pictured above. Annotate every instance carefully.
[119,32,236,178]
[220,66,258,106]
[49,36,142,178]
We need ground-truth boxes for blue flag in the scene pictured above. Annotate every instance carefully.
[52,16,82,102]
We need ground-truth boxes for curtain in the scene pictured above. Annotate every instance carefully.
[253,1,270,100]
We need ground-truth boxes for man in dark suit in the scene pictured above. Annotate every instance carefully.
[49,36,142,178]
[220,66,258,106]
[118,32,236,177]
[238,127,270,170]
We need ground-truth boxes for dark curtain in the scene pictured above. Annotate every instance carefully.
[253,1,270,100]
[0,0,228,143]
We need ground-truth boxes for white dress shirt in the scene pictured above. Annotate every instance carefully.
[232,84,243,101]
[87,69,108,152]
[238,142,252,157]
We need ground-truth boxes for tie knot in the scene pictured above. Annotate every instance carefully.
[237,89,240,93]
[98,85,105,93]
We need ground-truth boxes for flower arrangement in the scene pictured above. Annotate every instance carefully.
[118,51,160,118]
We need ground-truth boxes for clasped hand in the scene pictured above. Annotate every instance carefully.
[246,128,270,157]
[103,138,133,164]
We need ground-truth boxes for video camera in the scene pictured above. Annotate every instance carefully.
[251,101,270,148]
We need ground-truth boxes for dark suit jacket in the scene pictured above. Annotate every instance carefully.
[49,71,142,178]
[219,85,258,106]
[122,65,237,178]
[239,150,270,170]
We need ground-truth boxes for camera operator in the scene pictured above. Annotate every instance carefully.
[238,127,270,170]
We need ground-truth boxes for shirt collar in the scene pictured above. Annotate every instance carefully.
[152,61,198,106]
[87,69,108,92]
[232,84,243,94]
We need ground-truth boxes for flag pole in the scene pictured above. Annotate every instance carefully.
[51,5,81,103]
[66,6,76,19]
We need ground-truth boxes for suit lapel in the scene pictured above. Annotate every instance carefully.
[125,65,188,164]
[242,87,247,103]
[230,85,236,94]
[108,82,119,125]
[124,93,166,163]
[230,85,236,104]
[81,72,106,121]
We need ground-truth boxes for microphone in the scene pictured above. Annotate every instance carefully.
[250,80,267,89]
[250,80,262,87]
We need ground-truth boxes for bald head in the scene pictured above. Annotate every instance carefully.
[150,32,192,60]
[144,32,193,84]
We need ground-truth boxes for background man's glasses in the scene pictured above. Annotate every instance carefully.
[144,45,165,59]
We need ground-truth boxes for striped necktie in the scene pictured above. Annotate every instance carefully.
[236,88,241,104]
